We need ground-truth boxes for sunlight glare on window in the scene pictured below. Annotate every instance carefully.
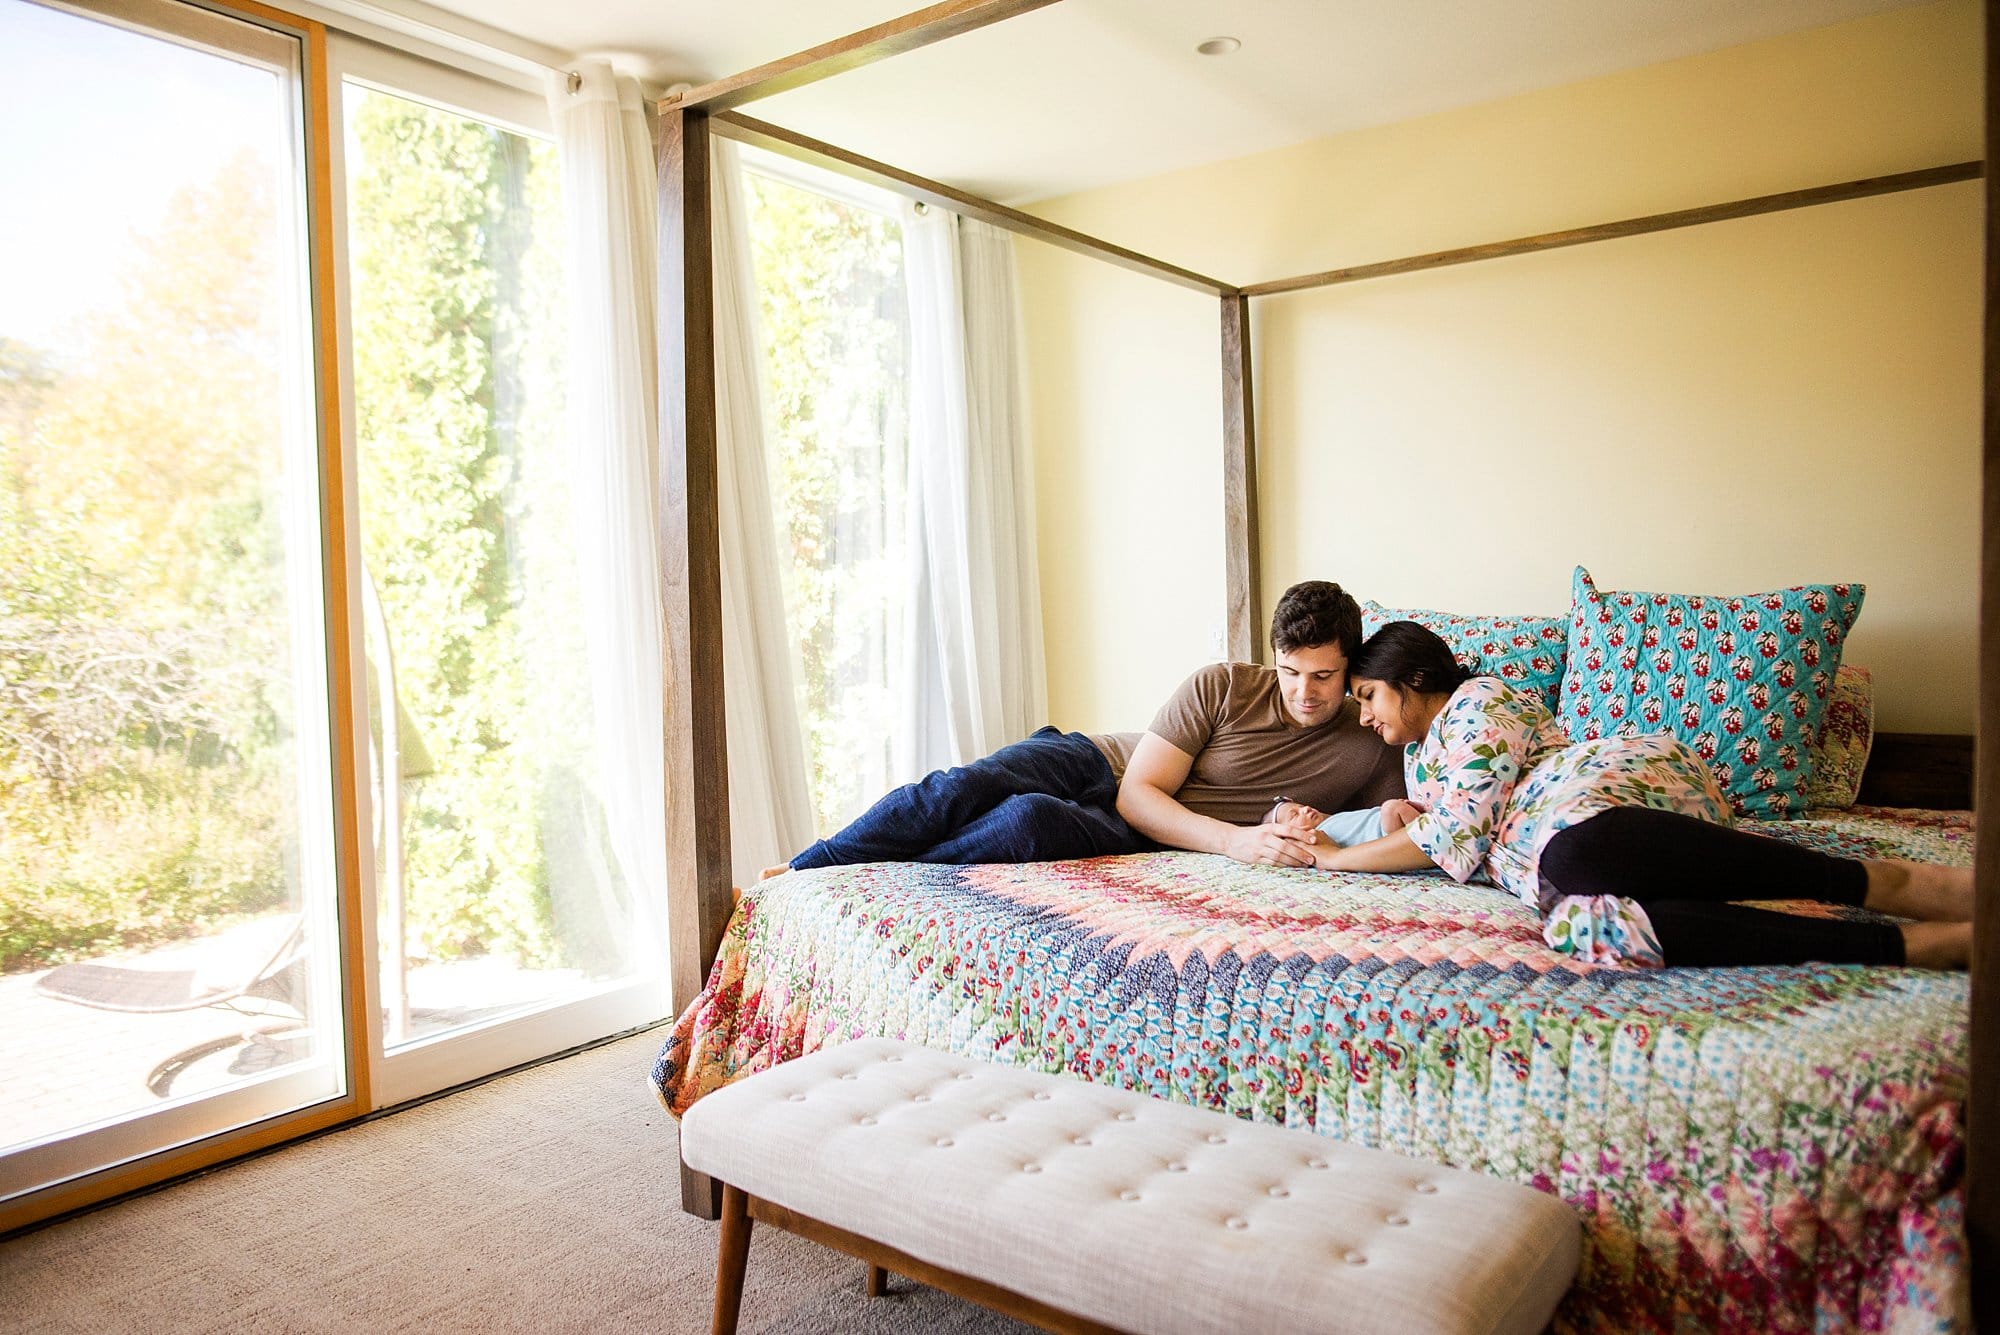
[743,167,912,833]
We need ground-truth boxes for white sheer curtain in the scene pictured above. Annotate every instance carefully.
[711,140,816,883]
[545,63,665,951]
[898,204,1047,777]
[958,216,1047,740]
[553,75,813,892]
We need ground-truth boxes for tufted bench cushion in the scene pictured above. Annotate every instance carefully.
[680,1037,1579,1335]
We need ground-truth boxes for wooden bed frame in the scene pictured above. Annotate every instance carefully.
[652,1,1998,1320]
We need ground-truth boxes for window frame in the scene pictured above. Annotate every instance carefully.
[736,140,909,221]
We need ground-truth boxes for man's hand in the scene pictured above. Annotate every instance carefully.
[1223,822,1320,868]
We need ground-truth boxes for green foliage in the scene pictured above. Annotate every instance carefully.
[744,172,909,830]
[348,90,573,970]
[1,93,579,978]
[1,753,287,972]
[0,155,294,971]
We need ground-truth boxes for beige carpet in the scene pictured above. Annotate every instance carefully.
[2,1031,1031,1334]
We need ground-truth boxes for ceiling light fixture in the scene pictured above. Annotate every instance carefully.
[1196,36,1240,56]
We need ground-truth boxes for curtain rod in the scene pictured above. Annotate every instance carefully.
[279,0,610,91]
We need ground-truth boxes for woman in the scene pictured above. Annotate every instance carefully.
[1315,621,1972,969]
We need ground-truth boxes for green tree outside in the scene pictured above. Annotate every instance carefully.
[743,169,910,831]
[1,89,584,979]
[346,88,577,973]
[0,152,291,971]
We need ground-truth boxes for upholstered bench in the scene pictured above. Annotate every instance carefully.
[680,1037,1580,1335]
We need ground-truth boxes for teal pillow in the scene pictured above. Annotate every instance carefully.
[1359,601,1567,714]
[1558,566,1864,819]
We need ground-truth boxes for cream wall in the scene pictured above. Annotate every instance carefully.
[1017,0,1981,734]
[1016,252,1226,732]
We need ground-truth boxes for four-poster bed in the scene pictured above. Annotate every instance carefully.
[653,0,1995,1326]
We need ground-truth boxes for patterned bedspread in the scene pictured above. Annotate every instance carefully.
[651,807,1973,1333]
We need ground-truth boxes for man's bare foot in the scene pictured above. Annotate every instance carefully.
[1899,920,1973,969]
[1863,860,1975,922]
[759,863,790,882]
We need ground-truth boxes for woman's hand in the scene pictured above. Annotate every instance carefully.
[1310,839,1358,872]
[1314,827,1439,875]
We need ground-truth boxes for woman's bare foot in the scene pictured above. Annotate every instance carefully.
[1863,860,1975,922]
[1899,921,1973,969]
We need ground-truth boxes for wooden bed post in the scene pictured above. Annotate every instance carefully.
[1221,293,1261,663]
[1971,0,1998,1318]
[658,104,733,1220]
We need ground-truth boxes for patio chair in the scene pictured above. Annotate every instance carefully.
[33,914,305,1015]
[33,915,309,1097]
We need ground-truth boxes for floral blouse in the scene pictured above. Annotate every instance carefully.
[1402,677,1733,965]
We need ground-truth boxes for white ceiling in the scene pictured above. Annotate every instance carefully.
[420,0,1928,204]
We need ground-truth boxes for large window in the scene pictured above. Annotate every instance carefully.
[329,43,665,1109]
[0,0,342,1197]
[740,156,912,832]
[342,73,640,1054]
[0,1,670,1226]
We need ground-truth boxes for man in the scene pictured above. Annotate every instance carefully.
[780,580,1403,872]
[1115,580,1405,867]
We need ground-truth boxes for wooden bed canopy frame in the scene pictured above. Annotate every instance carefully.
[653,0,1999,1316]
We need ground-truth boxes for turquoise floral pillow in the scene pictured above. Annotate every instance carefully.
[1558,567,1864,819]
[1360,601,1567,714]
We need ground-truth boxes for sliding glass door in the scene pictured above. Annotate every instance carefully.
[0,0,346,1201]
[330,41,666,1106]
[0,2,670,1227]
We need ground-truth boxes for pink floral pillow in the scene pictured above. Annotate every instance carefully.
[1801,665,1873,809]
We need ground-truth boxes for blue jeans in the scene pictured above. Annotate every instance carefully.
[790,727,1154,868]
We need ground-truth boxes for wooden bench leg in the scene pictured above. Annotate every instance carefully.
[866,1263,888,1297]
[712,1183,753,1335]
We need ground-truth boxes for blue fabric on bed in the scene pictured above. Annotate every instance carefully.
[789,726,1154,868]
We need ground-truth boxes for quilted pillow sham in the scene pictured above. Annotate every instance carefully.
[1802,664,1874,809]
[1559,566,1864,819]
[1359,601,1567,714]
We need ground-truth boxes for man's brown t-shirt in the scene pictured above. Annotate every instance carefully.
[1133,662,1405,824]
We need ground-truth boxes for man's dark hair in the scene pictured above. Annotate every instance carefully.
[1268,581,1364,657]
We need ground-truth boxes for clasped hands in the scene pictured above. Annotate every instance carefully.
[1223,798,1424,869]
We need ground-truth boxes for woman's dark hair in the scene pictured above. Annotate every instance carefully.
[1268,581,1364,656]
[1349,621,1475,695]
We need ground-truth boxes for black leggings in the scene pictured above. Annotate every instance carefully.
[1538,807,1902,968]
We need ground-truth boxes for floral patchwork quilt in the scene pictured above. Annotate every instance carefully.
[651,806,1973,1333]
